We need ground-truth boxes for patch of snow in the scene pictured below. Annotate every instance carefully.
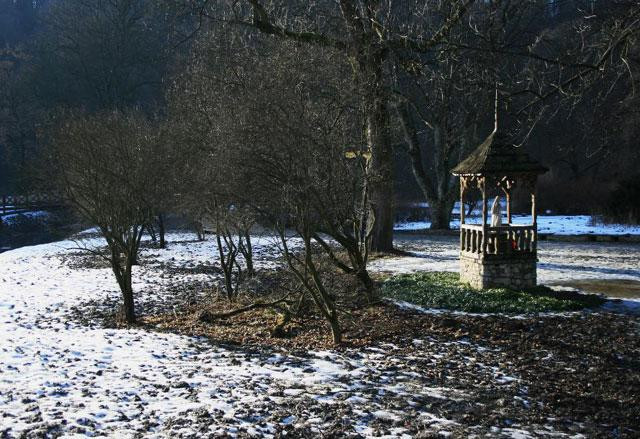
[370,236,640,285]
[1,232,505,437]
[601,298,640,316]
[388,299,578,320]
[281,415,296,425]
[372,410,401,421]
[500,427,537,439]
[395,215,640,236]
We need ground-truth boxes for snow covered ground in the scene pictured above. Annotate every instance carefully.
[1,231,638,437]
[371,235,640,283]
[395,215,640,235]
[0,233,540,438]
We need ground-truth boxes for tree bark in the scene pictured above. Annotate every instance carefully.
[239,230,254,276]
[121,285,136,323]
[356,268,376,304]
[363,66,395,252]
[120,262,136,323]
[157,214,166,249]
[328,311,342,345]
[429,198,456,230]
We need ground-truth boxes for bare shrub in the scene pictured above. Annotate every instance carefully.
[47,111,160,323]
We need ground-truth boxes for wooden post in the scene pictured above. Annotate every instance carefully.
[459,177,465,253]
[481,177,487,255]
[460,177,466,225]
[531,179,538,254]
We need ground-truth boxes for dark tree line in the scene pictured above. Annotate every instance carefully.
[2,0,640,220]
[194,0,640,234]
[0,0,195,191]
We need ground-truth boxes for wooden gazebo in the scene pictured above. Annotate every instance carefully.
[452,129,548,289]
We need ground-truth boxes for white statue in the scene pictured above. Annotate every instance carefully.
[491,196,502,227]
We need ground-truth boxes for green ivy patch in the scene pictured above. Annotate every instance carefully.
[381,272,605,313]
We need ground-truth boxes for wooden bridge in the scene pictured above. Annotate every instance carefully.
[1,193,65,216]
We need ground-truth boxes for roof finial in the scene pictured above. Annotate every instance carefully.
[494,86,499,134]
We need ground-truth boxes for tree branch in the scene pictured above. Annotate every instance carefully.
[236,0,349,49]
[198,295,290,322]
[387,0,476,53]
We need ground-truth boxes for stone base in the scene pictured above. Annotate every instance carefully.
[460,253,537,290]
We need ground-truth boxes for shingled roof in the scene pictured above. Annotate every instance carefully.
[452,130,548,176]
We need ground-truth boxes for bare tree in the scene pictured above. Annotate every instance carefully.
[191,0,640,237]
[47,111,159,323]
[188,0,480,251]
[168,28,374,342]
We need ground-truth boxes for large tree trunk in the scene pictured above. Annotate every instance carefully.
[356,268,375,304]
[397,108,459,231]
[364,69,395,252]
[121,286,136,323]
[120,263,136,324]
[337,0,395,252]
[328,311,342,344]
[108,251,133,323]
[429,198,455,230]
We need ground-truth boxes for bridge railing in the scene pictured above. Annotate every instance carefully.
[1,193,65,215]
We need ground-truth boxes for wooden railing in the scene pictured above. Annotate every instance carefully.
[460,224,536,256]
[461,224,484,254]
[1,193,64,215]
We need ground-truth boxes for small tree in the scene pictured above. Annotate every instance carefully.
[211,201,256,300]
[268,146,372,343]
[221,39,374,342]
[169,29,375,343]
[48,111,158,323]
[143,124,181,249]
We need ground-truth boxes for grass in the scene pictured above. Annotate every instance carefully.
[381,272,605,313]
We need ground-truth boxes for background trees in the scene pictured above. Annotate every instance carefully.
[0,0,193,193]
[29,0,188,111]
[2,0,640,225]
[190,0,640,237]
